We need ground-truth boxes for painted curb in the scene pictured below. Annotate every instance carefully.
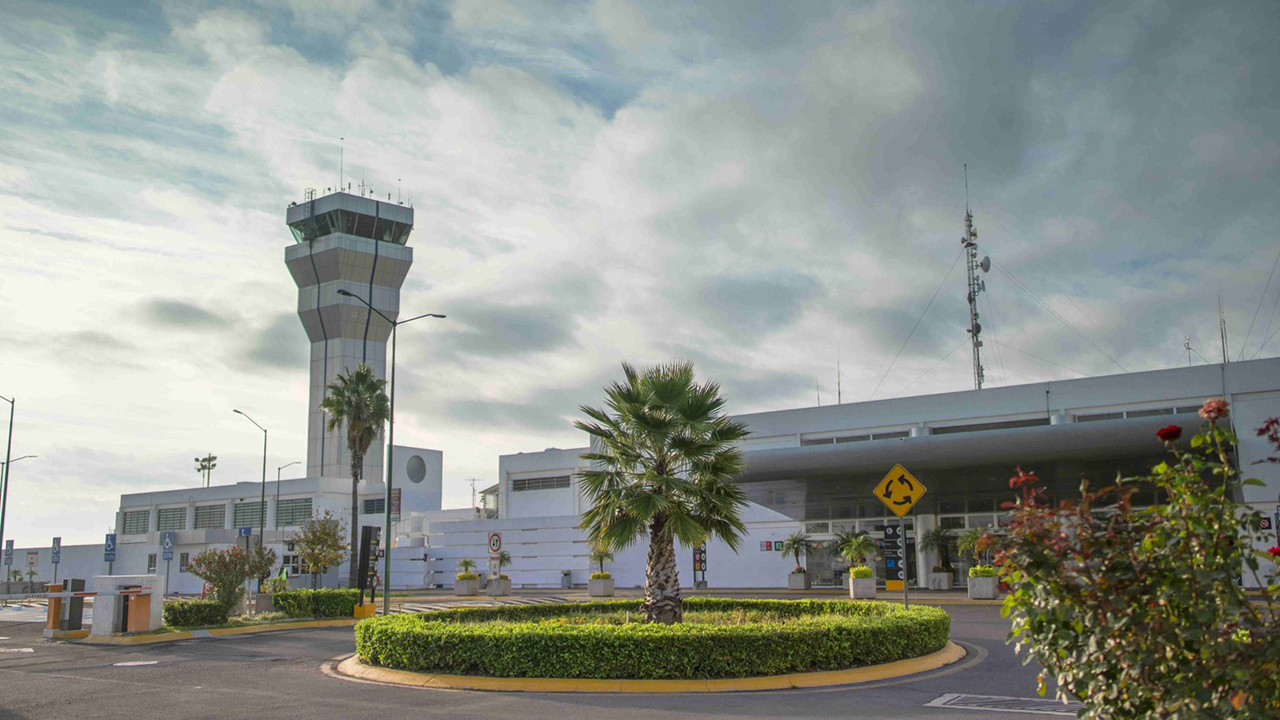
[335,640,966,693]
[77,618,358,645]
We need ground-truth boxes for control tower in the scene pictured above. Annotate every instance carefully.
[284,191,414,481]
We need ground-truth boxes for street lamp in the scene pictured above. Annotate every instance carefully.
[276,461,301,531]
[336,288,444,614]
[0,455,36,468]
[0,394,14,562]
[232,409,268,550]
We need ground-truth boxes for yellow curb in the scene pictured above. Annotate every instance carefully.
[336,641,966,693]
[77,618,357,645]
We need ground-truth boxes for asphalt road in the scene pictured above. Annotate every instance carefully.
[0,605,1075,720]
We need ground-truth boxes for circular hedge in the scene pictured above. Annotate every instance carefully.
[355,598,950,680]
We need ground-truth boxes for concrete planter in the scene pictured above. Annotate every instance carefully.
[929,571,954,590]
[968,575,998,599]
[588,577,615,597]
[850,577,877,599]
[486,578,511,596]
[787,572,810,590]
[454,577,480,596]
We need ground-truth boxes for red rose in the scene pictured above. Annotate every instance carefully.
[1268,546,1280,558]
[1156,425,1182,442]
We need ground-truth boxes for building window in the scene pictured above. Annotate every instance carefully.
[233,502,265,528]
[511,476,571,492]
[157,507,186,532]
[122,510,149,535]
[282,553,309,576]
[179,552,189,573]
[363,498,385,515]
[147,554,157,574]
[194,504,226,529]
[276,498,313,527]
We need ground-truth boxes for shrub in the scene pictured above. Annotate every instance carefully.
[990,404,1280,718]
[356,598,949,679]
[968,566,997,578]
[590,572,612,580]
[850,566,874,579]
[186,545,278,613]
[273,588,360,618]
[498,574,509,580]
[456,572,479,580]
[164,600,228,628]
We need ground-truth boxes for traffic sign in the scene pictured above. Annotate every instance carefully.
[51,537,61,565]
[488,533,502,553]
[238,526,252,537]
[488,533,502,579]
[874,464,927,518]
[161,531,175,561]
[104,533,117,562]
[3,539,11,567]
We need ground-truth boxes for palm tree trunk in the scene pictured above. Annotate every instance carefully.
[642,515,682,624]
[348,451,362,588]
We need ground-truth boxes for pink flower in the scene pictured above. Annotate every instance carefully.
[1200,398,1229,423]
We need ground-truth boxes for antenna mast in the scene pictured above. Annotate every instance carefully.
[339,137,344,194]
[837,344,842,404]
[962,164,989,389]
[1219,292,1230,363]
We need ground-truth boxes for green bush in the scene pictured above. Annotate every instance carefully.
[849,566,874,579]
[589,572,612,580]
[355,598,949,679]
[455,572,479,580]
[164,599,228,628]
[968,565,997,578]
[273,588,360,618]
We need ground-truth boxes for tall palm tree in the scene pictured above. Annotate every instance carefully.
[577,361,750,624]
[921,527,956,571]
[835,529,877,567]
[319,363,389,588]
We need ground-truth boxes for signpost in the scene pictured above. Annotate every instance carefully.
[51,537,61,584]
[3,539,11,594]
[487,532,502,580]
[358,526,382,604]
[104,533,116,575]
[692,544,707,588]
[161,531,175,596]
[874,463,927,609]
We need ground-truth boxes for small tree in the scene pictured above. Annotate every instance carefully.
[456,558,476,577]
[919,528,954,572]
[956,527,993,566]
[589,545,614,575]
[24,569,38,593]
[496,550,511,577]
[188,545,278,614]
[778,531,812,574]
[293,511,349,590]
[835,529,876,568]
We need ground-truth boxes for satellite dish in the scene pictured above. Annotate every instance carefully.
[980,256,991,273]
[974,322,982,335]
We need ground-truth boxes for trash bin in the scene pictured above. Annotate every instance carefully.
[561,570,572,589]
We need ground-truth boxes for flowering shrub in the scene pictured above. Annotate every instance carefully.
[987,399,1279,718]
[850,566,875,579]
[187,544,278,613]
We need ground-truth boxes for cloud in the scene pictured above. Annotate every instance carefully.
[242,313,308,370]
[142,298,231,329]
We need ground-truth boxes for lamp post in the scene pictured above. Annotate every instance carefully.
[0,395,13,562]
[275,461,301,530]
[233,410,268,550]
[337,288,444,615]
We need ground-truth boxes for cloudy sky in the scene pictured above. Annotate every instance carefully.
[2,0,1278,545]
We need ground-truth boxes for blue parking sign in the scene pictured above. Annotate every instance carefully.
[51,537,61,565]
[161,531,175,561]
[104,533,116,562]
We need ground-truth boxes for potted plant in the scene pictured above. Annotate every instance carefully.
[779,531,812,590]
[454,558,480,596]
[836,530,877,599]
[486,551,512,596]
[920,527,955,590]
[968,565,999,599]
[588,545,615,597]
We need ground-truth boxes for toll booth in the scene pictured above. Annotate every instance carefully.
[42,579,87,638]
[89,575,162,637]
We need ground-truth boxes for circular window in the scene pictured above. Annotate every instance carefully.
[406,455,427,484]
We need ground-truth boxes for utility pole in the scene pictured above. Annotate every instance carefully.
[0,395,13,561]
[962,165,990,389]
[1185,336,1193,367]
[837,344,842,405]
[1219,292,1230,364]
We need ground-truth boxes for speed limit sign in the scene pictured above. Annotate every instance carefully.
[488,533,502,553]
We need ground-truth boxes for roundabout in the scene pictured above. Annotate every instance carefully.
[349,598,956,692]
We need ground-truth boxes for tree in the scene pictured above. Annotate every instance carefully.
[778,531,812,574]
[456,558,476,576]
[835,529,876,567]
[589,544,614,575]
[496,550,511,576]
[989,401,1280,717]
[920,527,955,571]
[187,545,278,614]
[319,363,390,588]
[293,511,349,590]
[956,527,993,566]
[577,361,750,624]
[23,568,38,593]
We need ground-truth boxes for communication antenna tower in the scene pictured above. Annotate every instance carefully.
[468,478,480,515]
[962,164,992,389]
[1184,336,1192,366]
[837,343,842,404]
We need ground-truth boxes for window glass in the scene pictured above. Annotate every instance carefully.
[276,499,313,527]
[939,516,966,530]
[194,505,225,529]
[147,554,157,574]
[122,510,149,535]
[233,502,265,528]
[179,553,189,573]
[157,507,186,531]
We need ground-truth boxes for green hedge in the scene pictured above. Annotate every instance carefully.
[164,599,228,628]
[968,565,997,577]
[355,598,950,679]
[273,589,361,618]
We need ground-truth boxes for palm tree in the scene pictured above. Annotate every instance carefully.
[921,527,956,571]
[778,531,812,574]
[456,558,477,575]
[319,363,389,588]
[957,527,994,566]
[835,529,877,568]
[589,544,614,575]
[496,550,511,576]
[577,361,750,624]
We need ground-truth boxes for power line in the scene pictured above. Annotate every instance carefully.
[1238,244,1280,360]
[986,339,1089,377]
[1186,340,1214,365]
[982,250,1128,373]
[868,247,965,401]
[980,285,1007,386]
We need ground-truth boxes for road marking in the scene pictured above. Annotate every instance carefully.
[0,648,34,653]
[0,636,9,640]
[114,661,159,667]
[925,693,1084,716]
